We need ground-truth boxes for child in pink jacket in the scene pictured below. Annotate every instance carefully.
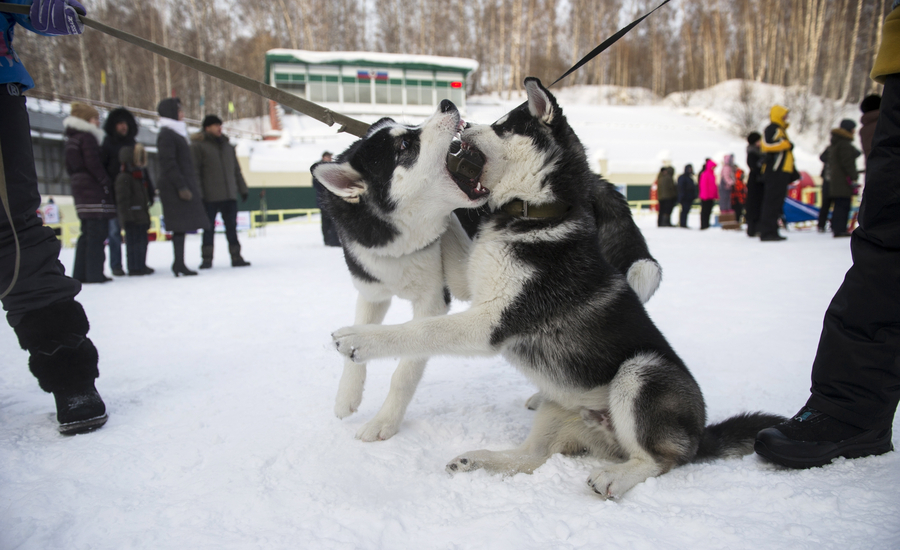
[698,158,718,229]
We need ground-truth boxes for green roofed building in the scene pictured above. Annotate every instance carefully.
[265,50,479,116]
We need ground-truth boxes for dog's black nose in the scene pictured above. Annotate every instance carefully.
[440,99,457,113]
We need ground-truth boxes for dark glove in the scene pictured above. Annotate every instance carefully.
[178,188,193,201]
[241,192,248,202]
[30,0,86,35]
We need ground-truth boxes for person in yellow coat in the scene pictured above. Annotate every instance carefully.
[757,105,797,241]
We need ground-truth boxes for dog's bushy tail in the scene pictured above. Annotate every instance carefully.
[693,412,786,461]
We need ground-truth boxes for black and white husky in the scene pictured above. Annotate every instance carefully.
[332,79,783,498]
[314,99,660,442]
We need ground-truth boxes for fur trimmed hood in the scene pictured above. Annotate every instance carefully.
[103,107,138,142]
[63,116,106,143]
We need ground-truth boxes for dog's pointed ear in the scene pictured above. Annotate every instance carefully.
[312,162,366,203]
[524,77,556,125]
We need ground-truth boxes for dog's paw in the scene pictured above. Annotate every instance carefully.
[446,453,483,474]
[334,364,366,419]
[586,464,646,500]
[525,391,544,410]
[332,326,371,363]
[355,417,400,442]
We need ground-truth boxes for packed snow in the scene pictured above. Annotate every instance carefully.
[2,90,897,549]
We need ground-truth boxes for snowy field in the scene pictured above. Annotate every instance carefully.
[2,212,898,550]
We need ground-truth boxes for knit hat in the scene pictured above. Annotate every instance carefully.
[157,97,181,120]
[860,94,881,114]
[70,101,99,122]
[201,114,223,128]
[747,131,761,145]
[839,119,857,133]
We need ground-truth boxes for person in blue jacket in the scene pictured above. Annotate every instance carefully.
[676,164,696,229]
[1,0,109,434]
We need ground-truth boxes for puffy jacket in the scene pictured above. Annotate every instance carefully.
[762,105,796,175]
[1,0,51,89]
[64,116,116,220]
[677,166,696,204]
[114,146,152,226]
[190,131,249,202]
[860,109,879,162]
[656,166,677,201]
[698,159,718,201]
[827,128,861,199]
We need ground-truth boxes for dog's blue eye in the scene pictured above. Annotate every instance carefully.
[399,139,409,151]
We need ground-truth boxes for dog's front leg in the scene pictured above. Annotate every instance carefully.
[334,296,392,419]
[333,307,497,363]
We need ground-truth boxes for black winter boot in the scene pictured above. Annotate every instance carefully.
[755,406,893,469]
[229,244,251,267]
[13,300,108,435]
[172,233,197,276]
[199,245,214,269]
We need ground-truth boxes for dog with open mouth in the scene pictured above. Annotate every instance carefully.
[332,78,784,498]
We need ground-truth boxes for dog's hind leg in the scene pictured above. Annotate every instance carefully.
[447,400,579,476]
[334,297,392,420]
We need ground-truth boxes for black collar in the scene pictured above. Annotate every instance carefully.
[500,199,570,219]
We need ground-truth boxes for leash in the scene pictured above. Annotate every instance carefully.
[548,0,672,88]
[0,2,371,138]
[0,138,22,300]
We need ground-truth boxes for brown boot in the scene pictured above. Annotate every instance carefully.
[230,244,251,267]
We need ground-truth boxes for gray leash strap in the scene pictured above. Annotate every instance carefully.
[0,138,22,301]
[0,2,371,138]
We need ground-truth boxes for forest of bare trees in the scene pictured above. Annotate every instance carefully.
[14,0,888,125]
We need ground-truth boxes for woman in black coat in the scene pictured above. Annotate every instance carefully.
[155,98,209,276]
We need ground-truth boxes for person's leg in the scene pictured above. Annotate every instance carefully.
[756,74,900,468]
[700,200,712,229]
[83,219,108,283]
[136,223,149,272]
[1,90,106,434]
[200,201,216,269]
[172,232,196,276]
[831,198,851,236]
[679,202,690,228]
[817,193,833,232]
[72,224,87,282]
[123,223,138,274]
[222,200,250,267]
[746,178,764,236]
[108,218,123,275]
[758,173,790,240]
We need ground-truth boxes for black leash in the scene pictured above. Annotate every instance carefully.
[548,0,672,88]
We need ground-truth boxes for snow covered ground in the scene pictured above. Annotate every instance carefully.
[2,211,898,549]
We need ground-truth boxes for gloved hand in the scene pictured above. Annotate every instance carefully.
[241,192,248,202]
[178,188,193,201]
[30,0,86,36]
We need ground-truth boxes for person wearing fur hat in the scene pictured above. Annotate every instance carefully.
[65,101,117,283]
[1,0,108,435]
[191,114,250,268]
[826,119,861,238]
[99,107,140,277]
[155,97,210,276]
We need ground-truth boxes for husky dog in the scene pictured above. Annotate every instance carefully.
[311,100,489,441]
[332,79,783,498]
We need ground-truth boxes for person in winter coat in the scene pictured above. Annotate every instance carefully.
[155,97,210,276]
[816,148,833,233]
[676,164,696,228]
[191,114,250,269]
[758,105,798,241]
[1,0,108,434]
[99,107,140,277]
[718,154,736,214]
[745,132,765,237]
[313,150,341,246]
[859,94,880,164]
[731,167,747,224]
[65,101,117,284]
[697,158,718,230]
[114,144,153,275]
[655,165,677,227]
[755,9,899,468]
[826,120,861,237]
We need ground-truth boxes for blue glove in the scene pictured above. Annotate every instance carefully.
[30,0,86,36]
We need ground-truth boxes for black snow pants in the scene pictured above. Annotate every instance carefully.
[0,88,81,327]
[806,74,900,431]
